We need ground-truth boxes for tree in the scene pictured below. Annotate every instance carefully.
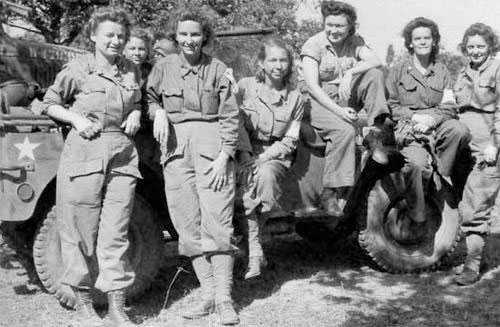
[7,0,321,53]
[12,0,109,44]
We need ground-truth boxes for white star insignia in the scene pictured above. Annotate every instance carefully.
[14,136,41,160]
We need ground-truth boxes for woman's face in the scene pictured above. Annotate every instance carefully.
[411,26,433,57]
[260,45,290,85]
[176,20,205,58]
[91,21,127,60]
[466,34,490,67]
[124,37,148,65]
[324,14,351,45]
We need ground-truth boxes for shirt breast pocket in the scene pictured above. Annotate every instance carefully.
[80,86,107,112]
[398,78,419,106]
[478,77,497,104]
[201,87,220,115]
[123,84,141,111]
[242,107,261,138]
[273,110,291,138]
[162,87,184,113]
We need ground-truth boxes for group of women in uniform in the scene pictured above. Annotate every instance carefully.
[40,1,500,326]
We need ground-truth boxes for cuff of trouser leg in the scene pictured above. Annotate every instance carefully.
[94,273,135,293]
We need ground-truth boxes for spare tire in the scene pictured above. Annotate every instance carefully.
[358,172,462,273]
[33,194,163,308]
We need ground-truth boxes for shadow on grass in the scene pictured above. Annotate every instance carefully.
[311,234,500,327]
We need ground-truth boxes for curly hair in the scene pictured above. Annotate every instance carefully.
[459,22,500,55]
[86,6,132,41]
[167,9,215,48]
[402,17,441,62]
[320,1,357,38]
[255,37,294,85]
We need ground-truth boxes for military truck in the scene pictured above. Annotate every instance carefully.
[0,1,461,309]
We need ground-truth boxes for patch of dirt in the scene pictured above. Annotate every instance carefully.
[2,233,500,327]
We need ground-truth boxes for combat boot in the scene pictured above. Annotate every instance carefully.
[456,267,479,285]
[244,255,267,280]
[244,213,267,279]
[320,188,343,217]
[212,254,240,325]
[363,128,388,165]
[183,255,215,319]
[455,234,484,286]
[72,287,105,327]
[107,289,136,327]
[216,301,240,325]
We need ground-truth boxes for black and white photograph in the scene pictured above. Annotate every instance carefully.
[1,0,500,326]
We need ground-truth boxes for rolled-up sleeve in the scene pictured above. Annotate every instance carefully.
[145,64,165,120]
[260,94,305,161]
[300,35,321,63]
[41,62,80,114]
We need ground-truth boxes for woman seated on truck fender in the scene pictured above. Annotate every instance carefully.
[300,0,390,217]
[453,23,500,286]
[385,17,471,223]
[236,37,304,280]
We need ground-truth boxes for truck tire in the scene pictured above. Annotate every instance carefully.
[358,172,462,273]
[32,195,163,308]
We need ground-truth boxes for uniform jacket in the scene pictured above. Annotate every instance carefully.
[454,57,500,144]
[236,77,304,162]
[146,53,239,158]
[386,58,456,125]
[42,54,142,131]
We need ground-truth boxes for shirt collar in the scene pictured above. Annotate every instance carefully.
[87,54,127,75]
[405,57,436,77]
[257,81,289,105]
[179,52,208,77]
[464,56,494,77]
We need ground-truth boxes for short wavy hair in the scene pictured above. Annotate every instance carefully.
[86,6,132,41]
[255,37,294,85]
[167,9,215,48]
[459,22,500,55]
[320,1,357,38]
[402,17,441,62]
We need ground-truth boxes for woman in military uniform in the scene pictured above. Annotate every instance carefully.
[454,23,500,285]
[146,9,240,325]
[300,0,389,216]
[236,37,304,279]
[42,6,141,327]
[386,17,470,223]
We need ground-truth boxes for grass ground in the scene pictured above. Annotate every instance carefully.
[2,233,500,327]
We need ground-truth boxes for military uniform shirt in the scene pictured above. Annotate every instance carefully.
[146,53,239,158]
[42,54,142,131]
[386,58,455,125]
[236,77,304,162]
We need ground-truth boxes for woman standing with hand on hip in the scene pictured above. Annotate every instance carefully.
[42,6,142,327]
[146,9,240,325]
[301,0,390,216]
[454,23,500,286]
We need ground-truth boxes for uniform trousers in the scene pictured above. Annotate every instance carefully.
[458,111,500,235]
[307,68,389,188]
[237,160,289,258]
[398,119,471,221]
[162,120,238,257]
[57,130,139,292]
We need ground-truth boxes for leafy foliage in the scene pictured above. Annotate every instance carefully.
[7,0,321,53]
